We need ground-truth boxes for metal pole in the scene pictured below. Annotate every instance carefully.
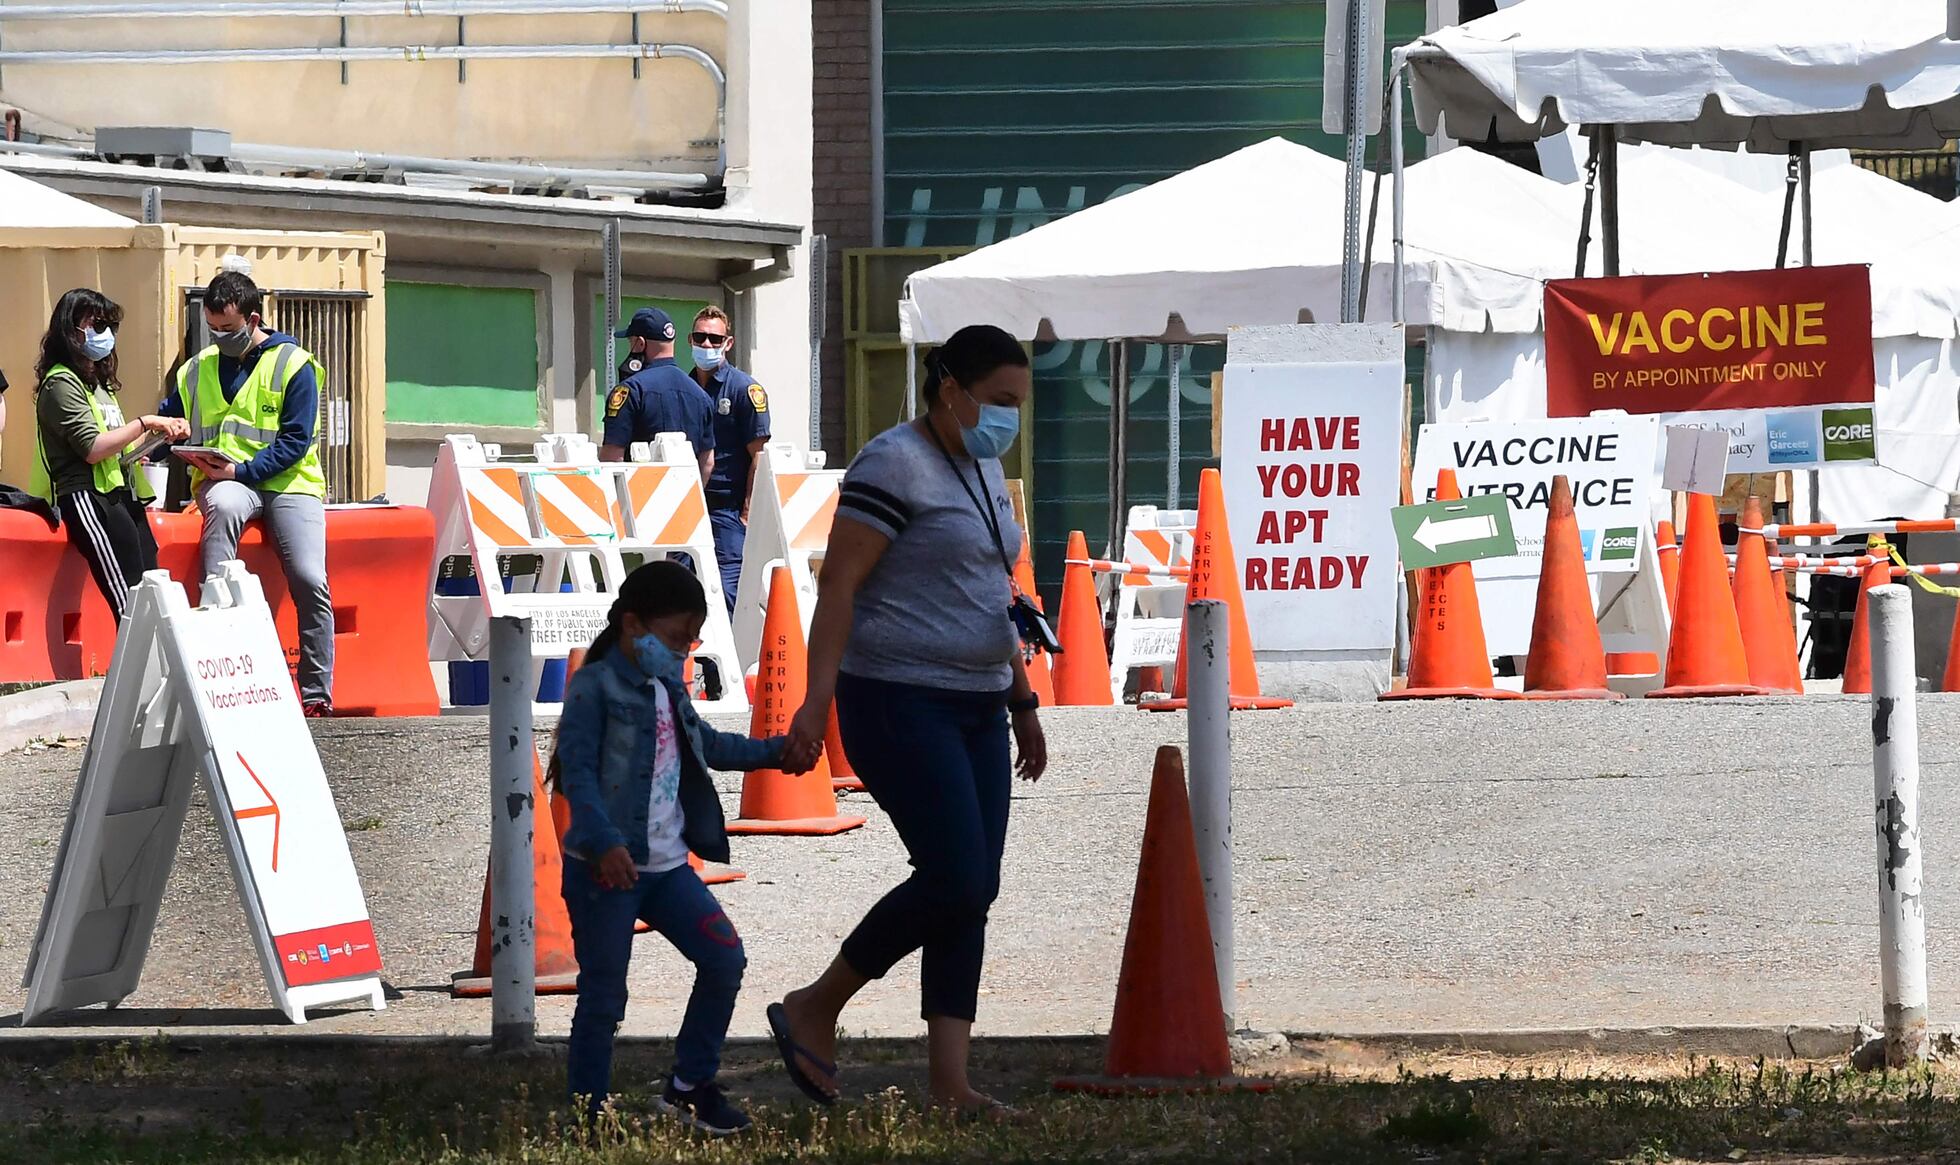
[809,232,828,451]
[1799,144,1814,267]
[1186,598,1234,1029]
[488,615,537,1052]
[1869,584,1928,1068]
[1167,343,1182,508]
[1389,66,1405,325]
[1106,340,1130,559]
[602,219,622,381]
[1600,126,1621,277]
[904,341,918,420]
[140,186,162,224]
[1337,0,1367,322]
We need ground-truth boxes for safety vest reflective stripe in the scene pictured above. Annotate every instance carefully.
[216,417,281,444]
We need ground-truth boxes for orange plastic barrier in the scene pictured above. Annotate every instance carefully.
[0,509,120,682]
[0,506,438,717]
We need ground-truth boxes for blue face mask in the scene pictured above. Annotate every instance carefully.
[631,632,686,685]
[691,345,724,370]
[959,388,1021,460]
[81,327,115,361]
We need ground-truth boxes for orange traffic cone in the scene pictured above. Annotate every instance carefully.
[1941,605,1960,693]
[826,702,863,794]
[1657,519,1681,613]
[1382,469,1521,701]
[1050,530,1115,706]
[1731,497,1802,694]
[727,566,866,836]
[1648,493,1767,698]
[1012,533,1057,707]
[1523,476,1621,700]
[1142,468,1292,712]
[453,753,579,996]
[1054,746,1267,1095]
[1841,540,1893,695]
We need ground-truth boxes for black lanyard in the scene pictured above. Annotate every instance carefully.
[924,422,1015,582]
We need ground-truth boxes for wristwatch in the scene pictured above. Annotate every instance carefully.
[1008,693,1040,715]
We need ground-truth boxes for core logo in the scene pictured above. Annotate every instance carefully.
[1601,527,1638,561]
[1822,407,1876,462]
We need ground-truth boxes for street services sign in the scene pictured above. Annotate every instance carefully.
[1543,266,1877,471]
[1221,355,1401,653]
[1390,494,1517,570]
[23,564,386,1025]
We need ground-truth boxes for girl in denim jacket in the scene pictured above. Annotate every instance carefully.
[553,560,820,1133]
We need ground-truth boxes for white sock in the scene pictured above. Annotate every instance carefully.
[671,1076,697,1092]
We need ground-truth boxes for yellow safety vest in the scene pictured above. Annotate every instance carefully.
[29,364,156,504]
[179,342,327,499]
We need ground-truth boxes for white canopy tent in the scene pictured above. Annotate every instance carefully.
[0,169,136,233]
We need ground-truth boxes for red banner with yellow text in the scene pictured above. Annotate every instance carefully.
[1544,265,1874,418]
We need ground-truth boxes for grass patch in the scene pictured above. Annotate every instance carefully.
[3,1040,1959,1163]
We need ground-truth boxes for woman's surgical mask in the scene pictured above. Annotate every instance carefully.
[210,323,256,359]
[81,327,115,362]
[690,345,724,371]
[631,632,687,685]
[958,387,1022,460]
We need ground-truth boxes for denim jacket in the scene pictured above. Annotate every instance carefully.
[555,647,784,866]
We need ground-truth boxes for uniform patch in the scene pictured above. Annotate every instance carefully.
[748,383,769,413]
[606,384,630,418]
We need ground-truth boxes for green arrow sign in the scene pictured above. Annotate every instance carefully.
[1390,494,1518,569]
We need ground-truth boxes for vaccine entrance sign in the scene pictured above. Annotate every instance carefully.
[1544,266,1877,472]
[23,564,385,1025]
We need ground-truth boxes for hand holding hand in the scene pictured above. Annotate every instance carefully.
[784,699,828,773]
[596,845,638,890]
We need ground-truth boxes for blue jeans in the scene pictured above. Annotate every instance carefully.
[709,507,745,614]
[562,857,746,1111]
[835,672,1011,1022]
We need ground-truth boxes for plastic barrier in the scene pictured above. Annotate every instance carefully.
[0,509,120,683]
[2,506,439,717]
[425,432,747,717]
[730,442,840,674]
[1106,505,1196,697]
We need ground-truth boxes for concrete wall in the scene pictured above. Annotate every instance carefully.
[0,8,727,169]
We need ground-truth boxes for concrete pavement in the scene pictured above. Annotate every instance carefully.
[0,699,1945,1043]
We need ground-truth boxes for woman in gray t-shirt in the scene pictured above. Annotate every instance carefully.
[770,324,1048,1119]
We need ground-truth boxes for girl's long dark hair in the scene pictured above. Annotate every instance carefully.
[36,287,122,390]
[546,560,710,793]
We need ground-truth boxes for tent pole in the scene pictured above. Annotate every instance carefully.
[1600,125,1620,277]
[904,341,917,421]
[1799,143,1814,266]
[1576,128,1601,276]
[1106,339,1131,559]
[1390,66,1406,325]
[1167,342,1182,508]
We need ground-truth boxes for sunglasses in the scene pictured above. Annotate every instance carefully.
[690,332,729,347]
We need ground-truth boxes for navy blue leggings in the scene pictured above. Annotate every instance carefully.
[836,671,1011,1023]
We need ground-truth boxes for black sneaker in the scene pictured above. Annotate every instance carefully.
[656,1076,751,1136]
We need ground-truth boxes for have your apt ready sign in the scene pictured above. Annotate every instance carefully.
[1220,347,1402,654]
[1411,414,1662,657]
[23,565,385,1026]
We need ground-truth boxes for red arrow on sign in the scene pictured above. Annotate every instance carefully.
[233,751,282,872]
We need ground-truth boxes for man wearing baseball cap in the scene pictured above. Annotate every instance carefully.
[601,306,715,484]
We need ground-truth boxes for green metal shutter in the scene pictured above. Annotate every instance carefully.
[385,282,541,427]
[883,0,1428,592]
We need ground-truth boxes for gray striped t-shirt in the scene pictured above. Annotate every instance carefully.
[835,422,1022,692]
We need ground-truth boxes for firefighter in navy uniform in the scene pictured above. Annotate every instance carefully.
[686,306,770,613]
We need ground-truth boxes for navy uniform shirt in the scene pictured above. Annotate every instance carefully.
[701,362,772,508]
[602,357,715,459]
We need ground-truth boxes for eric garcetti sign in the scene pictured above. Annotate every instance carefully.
[1544,265,1875,418]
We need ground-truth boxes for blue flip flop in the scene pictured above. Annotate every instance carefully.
[767,1002,838,1107]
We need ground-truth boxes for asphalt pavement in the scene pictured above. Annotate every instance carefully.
[0,698,1946,1043]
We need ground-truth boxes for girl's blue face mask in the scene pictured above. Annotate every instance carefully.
[631,633,687,685]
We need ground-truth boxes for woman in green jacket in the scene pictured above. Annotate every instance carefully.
[32,288,187,622]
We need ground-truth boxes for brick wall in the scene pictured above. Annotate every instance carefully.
[811,0,876,456]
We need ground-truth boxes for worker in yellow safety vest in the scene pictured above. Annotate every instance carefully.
[158,270,336,717]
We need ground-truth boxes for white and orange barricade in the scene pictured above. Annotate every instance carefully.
[1105,505,1197,696]
[731,442,840,674]
[425,432,747,716]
